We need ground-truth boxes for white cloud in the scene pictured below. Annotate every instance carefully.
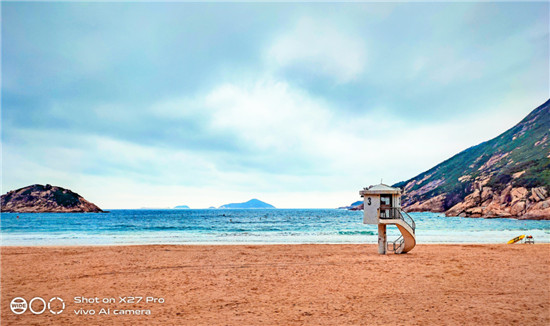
[266,17,367,83]
[204,78,332,152]
[6,71,535,209]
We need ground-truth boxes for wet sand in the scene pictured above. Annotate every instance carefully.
[1,244,549,325]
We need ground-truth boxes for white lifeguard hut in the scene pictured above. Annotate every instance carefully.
[359,184,416,254]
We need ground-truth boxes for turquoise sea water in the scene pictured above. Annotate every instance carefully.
[1,209,549,246]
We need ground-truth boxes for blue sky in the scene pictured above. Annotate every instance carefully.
[2,2,548,208]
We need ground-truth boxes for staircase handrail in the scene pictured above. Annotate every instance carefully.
[379,207,415,234]
[399,209,416,234]
[391,235,404,253]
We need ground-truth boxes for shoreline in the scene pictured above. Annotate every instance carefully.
[2,244,548,325]
[406,210,550,221]
[1,241,549,247]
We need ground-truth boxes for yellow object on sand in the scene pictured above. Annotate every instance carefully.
[507,235,525,244]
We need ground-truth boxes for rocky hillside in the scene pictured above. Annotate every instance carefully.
[1,184,103,213]
[393,99,550,220]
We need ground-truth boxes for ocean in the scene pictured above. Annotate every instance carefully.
[1,209,549,246]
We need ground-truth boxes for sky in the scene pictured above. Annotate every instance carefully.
[2,2,549,209]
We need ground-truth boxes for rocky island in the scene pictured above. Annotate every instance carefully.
[393,99,549,220]
[219,199,275,209]
[1,184,103,213]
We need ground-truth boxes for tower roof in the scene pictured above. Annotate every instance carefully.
[359,183,401,196]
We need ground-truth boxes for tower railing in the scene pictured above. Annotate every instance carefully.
[379,207,415,234]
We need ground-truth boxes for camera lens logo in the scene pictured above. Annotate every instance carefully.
[49,297,65,315]
[10,297,64,315]
[10,297,28,314]
[29,297,46,314]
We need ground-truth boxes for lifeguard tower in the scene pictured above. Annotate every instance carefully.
[359,184,416,254]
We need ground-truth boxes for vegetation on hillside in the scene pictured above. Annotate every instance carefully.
[394,99,550,210]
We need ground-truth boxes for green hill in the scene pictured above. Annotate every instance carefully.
[393,99,549,219]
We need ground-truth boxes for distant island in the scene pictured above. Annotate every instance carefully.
[174,205,190,209]
[219,199,275,209]
[1,184,103,213]
[391,99,549,220]
[338,200,362,210]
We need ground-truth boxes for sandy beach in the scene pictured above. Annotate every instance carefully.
[1,244,549,325]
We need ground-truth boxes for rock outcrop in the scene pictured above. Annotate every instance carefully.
[444,184,549,220]
[393,99,550,220]
[1,184,103,213]
[406,194,446,213]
